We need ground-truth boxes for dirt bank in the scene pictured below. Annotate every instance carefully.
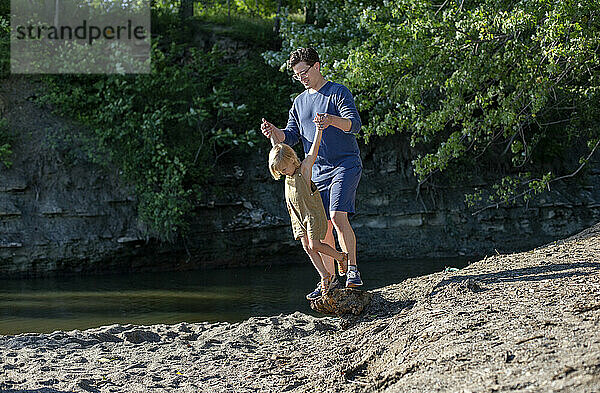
[1,223,599,392]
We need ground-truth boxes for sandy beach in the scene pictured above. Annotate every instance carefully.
[1,223,599,392]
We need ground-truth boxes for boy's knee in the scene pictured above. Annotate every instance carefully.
[301,236,316,254]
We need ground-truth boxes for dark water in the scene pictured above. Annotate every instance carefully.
[0,257,471,335]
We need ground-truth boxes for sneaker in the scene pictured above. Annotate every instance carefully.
[346,268,363,287]
[336,252,349,276]
[306,275,335,301]
[306,282,323,300]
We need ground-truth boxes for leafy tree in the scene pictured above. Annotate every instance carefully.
[0,118,11,168]
[263,0,375,70]
[267,0,600,209]
[189,0,303,18]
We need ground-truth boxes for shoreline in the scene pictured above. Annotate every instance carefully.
[1,223,599,392]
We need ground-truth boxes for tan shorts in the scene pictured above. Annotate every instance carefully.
[291,212,327,241]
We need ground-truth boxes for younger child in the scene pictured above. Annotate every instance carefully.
[268,115,348,300]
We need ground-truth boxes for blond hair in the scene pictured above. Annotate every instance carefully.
[269,143,301,180]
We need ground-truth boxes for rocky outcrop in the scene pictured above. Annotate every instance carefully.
[310,288,372,316]
[0,77,157,277]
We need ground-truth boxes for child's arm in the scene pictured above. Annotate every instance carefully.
[300,113,325,177]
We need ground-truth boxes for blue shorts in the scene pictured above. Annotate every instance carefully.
[316,166,362,220]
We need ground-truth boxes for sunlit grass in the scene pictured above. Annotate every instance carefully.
[192,11,278,48]
[287,12,304,24]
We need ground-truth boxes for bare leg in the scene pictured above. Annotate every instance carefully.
[307,237,345,262]
[331,211,357,267]
[319,220,337,276]
[300,235,329,278]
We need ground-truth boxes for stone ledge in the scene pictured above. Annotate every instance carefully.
[0,211,21,218]
[117,237,144,244]
[353,214,424,229]
[196,201,244,209]
[0,242,23,248]
[0,183,27,192]
[74,210,106,218]
[105,197,135,204]
[40,206,64,216]
[40,209,107,218]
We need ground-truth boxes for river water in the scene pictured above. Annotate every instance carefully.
[0,257,471,335]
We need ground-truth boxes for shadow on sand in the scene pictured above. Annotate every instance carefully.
[430,261,600,296]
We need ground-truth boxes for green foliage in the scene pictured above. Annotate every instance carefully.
[0,118,12,168]
[195,0,303,18]
[153,0,303,24]
[38,40,294,241]
[38,44,200,240]
[0,0,9,80]
[270,0,600,207]
[153,2,287,49]
[195,13,278,48]
[0,143,10,167]
[263,0,374,71]
[45,126,101,168]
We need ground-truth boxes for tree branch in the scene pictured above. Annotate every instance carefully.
[472,139,600,215]
[434,0,449,16]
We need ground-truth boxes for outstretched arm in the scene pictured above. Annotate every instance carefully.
[301,114,325,176]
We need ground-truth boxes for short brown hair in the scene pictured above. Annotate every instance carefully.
[287,47,320,70]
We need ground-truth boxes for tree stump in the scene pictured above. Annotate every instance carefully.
[309,287,372,316]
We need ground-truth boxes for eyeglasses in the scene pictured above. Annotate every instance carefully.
[292,64,313,81]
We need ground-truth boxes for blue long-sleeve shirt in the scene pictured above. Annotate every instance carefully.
[283,81,362,184]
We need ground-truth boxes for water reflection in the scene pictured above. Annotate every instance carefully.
[0,257,471,335]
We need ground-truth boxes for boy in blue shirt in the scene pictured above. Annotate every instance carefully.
[261,47,363,295]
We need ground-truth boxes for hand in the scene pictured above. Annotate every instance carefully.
[260,118,276,138]
[313,113,332,130]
